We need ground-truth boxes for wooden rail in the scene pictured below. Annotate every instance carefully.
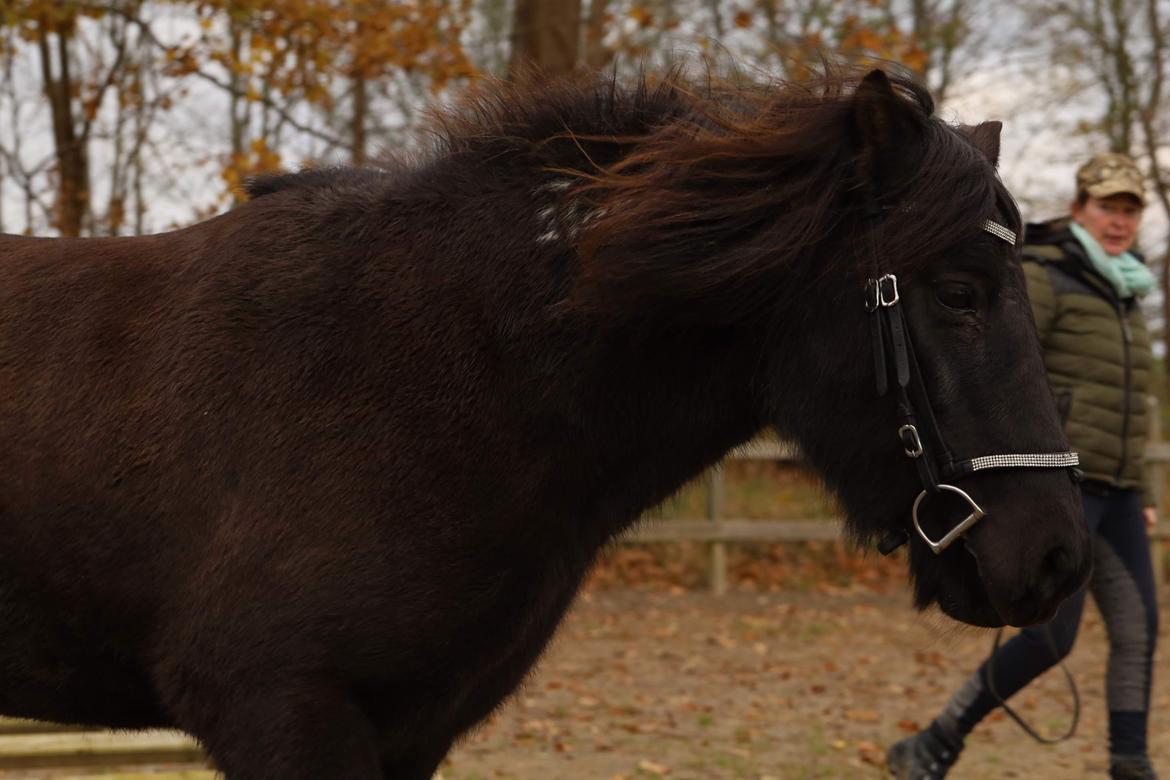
[628,517,1170,544]
[0,720,208,776]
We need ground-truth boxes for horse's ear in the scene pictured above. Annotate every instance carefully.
[851,69,924,188]
[968,121,1002,168]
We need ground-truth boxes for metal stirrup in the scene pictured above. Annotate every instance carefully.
[909,452,1080,554]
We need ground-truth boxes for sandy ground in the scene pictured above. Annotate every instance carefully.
[5,581,1165,779]
[439,584,1170,780]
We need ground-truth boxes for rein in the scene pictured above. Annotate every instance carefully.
[986,625,1081,744]
[868,219,1081,557]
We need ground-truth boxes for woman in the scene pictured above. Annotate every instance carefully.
[886,153,1159,780]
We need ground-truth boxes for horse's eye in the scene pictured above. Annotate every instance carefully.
[936,283,976,313]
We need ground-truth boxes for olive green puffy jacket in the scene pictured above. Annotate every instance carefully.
[1022,218,1153,503]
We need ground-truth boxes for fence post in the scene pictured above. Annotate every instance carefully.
[705,464,726,595]
[1148,395,1165,586]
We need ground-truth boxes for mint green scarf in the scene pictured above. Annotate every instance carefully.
[1069,221,1154,299]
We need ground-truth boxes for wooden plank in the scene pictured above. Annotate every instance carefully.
[627,518,842,543]
[627,517,1170,543]
[1146,441,1170,462]
[725,437,1170,464]
[0,719,98,735]
[0,730,205,770]
[57,774,218,780]
[705,465,727,595]
[70,776,215,780]
[727,438,796,460]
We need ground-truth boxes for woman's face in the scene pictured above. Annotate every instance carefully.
[1071,193,1144,255]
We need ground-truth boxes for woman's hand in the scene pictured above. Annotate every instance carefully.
[1144,506,1158,532]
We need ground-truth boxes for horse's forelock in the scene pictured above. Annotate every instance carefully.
[873,121,1017,275]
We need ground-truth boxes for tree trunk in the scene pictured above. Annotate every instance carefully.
[37,15,89,237]
[583,0,613,70]
[352,72,367,167]
[509,0,581,78]
[1138,0,1170,346]
[228,15,247,204]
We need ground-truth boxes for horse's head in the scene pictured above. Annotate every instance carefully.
[889,231,1091,628]
[548,66,1090,626]
[781,71,1090,627]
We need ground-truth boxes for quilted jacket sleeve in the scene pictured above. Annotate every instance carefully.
[1022,259,1057,346]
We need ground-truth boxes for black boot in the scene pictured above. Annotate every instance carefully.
[1111,754,1157,780]
[886,722,963,780]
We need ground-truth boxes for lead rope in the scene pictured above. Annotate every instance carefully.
[985,626,1081,744]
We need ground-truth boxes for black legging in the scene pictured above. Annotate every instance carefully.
[935,487,1158,756]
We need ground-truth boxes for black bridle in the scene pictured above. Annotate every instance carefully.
[871,219,1081,557]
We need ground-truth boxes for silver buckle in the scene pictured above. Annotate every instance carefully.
[912,484,986,554]
[898,425,923,458]
[865,274,900,311]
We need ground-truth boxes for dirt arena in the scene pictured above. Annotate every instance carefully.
[440,583,1169,779]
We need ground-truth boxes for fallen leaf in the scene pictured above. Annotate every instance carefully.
[845,709,880,723]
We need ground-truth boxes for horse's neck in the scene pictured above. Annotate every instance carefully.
[564,328,767,535]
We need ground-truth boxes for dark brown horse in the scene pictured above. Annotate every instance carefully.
[0,68,1088,778]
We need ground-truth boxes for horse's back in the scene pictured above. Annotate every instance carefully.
[0,182,589,747]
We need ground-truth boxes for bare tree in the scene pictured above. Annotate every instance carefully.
[583,0,614,69]
[36,9,93,236]
[2,3,167,236]
[1017,0,1170,340]
[745,0,984,92]
[509,0,582,76]
[903,0,979,104]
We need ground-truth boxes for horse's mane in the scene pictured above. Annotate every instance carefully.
[432,66,1017,318]
[248,66,1017,324]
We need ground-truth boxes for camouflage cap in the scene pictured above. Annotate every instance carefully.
[1076,153,1146,205]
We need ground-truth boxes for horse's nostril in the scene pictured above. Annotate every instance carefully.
[1040,539,1090,601]
[1043,544,1073,581]
[1000,541,1090,626]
